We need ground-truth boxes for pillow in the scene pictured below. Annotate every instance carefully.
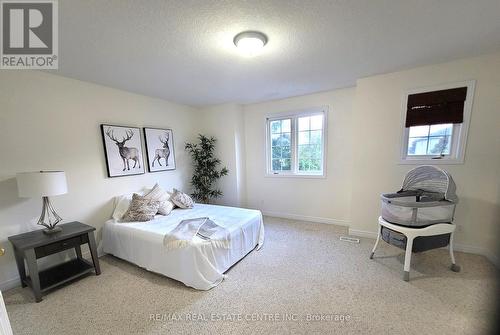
[111,190,148,220]
[143,183,174,215]
[170,188,194,209]
[112,194,133,221]
[121,194,161,222]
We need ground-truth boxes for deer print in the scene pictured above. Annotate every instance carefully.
[152,132,171,167]
[105,128,141,171]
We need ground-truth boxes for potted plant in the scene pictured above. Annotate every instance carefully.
[185,135,229,204]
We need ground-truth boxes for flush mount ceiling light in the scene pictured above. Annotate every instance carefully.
[233,31,268,56]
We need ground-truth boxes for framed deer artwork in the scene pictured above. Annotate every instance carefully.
[143,127,176,172]
[101,124,146,177]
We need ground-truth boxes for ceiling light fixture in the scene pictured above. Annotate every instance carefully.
[233,31,267,56]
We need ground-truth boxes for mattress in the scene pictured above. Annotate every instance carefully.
[101,204,264,290]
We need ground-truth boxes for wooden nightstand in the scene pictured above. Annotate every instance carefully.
[8,222,101,302]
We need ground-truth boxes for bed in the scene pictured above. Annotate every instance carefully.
[101,203,264,290]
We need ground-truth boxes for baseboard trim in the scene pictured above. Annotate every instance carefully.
[484,252,500,269]
[348,228,500,268]
[0,277,21,292]
[0,250,103,292]
[262,211,349,227]
[454,244,500,268]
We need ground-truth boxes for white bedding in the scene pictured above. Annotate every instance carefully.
[101,204,264,290]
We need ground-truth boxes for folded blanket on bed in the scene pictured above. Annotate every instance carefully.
[163,217,231,250]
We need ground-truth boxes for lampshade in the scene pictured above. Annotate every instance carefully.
[16,171,68,198]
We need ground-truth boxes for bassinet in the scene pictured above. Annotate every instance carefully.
[371,165,461,281]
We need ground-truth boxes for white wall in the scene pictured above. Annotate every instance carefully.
[243,88,355,225]
[0,71,197,289]
[196,104,246,207]
[349,52,500,264]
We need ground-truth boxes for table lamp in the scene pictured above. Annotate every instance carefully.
[16,171,68,234]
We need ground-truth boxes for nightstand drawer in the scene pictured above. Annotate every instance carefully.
[35,235,87,258]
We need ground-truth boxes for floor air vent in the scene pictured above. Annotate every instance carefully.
[340,236,360,243]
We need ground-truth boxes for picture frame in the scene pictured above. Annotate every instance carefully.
[143,127,176,172]
[100,124,145,177]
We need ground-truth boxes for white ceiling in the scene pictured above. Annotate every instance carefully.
[53,0,500,107]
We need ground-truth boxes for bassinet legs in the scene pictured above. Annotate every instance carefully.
[449,233,461,272]
[369,225,381,260]
[403,236,414,281]
[370,217,460,281]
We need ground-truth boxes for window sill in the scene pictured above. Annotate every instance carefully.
[265,173,326,179]
[399,157,464,165]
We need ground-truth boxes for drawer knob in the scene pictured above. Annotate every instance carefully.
[0,248,5,256]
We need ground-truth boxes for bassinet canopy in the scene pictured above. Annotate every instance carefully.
[399,165,458,203]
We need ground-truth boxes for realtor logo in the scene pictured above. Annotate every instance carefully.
[1,0,58,69]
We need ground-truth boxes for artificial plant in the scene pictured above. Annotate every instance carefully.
[185,134,229,203]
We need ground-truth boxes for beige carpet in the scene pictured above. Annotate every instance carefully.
[4,217,498,335]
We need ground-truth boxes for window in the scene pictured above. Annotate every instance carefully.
[401,81,475,164]
[407,124,454,156]
[269,119,292,172]
[267,108,326,177]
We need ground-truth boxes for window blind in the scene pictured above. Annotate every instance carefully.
[405,87,467,127]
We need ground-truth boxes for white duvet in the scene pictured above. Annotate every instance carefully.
[101,204,264,290]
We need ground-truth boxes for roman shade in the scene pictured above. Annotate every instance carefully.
[405,87,467,127]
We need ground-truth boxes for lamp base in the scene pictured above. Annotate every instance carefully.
[42,226,62,235]
[38,196,63,235]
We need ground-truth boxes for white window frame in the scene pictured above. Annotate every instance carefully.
[400,80,475,165]
[265,107,328,178]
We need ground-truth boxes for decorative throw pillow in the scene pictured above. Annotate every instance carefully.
[143,183,174,215]
[121,194,161,222]
[170,188,194,209]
